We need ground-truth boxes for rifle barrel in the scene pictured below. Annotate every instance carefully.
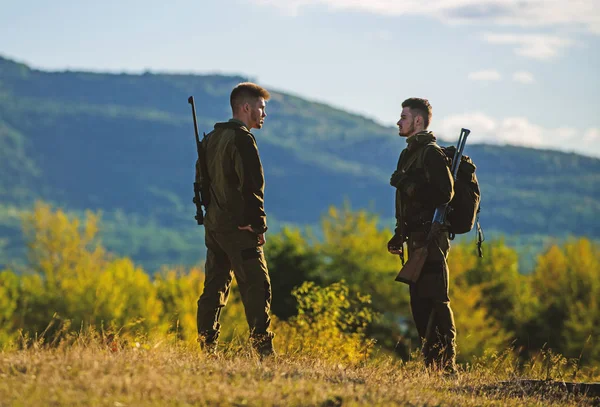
[188,96,202,157]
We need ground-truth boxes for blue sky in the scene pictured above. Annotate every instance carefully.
[1,0,599,157]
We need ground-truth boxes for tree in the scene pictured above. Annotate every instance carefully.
[462,239,537,352]
[448,241,512,360]
[530,239,600,364]
[315,205,411,350]
[265,227,323,320]
[0,269,19,346]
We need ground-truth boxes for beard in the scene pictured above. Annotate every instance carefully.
[250,110,263,129]
[399,120,414,137]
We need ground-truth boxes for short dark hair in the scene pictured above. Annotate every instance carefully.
[402,98,432,129]
[230,82,271,111]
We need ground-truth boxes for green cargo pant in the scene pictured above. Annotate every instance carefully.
[197,228,272,344]
[408,229,457,370]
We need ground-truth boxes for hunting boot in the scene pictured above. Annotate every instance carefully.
[198,331,219,356]
[250,332,276,359]
[441,338,458,378]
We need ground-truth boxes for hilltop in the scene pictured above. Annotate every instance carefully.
[1,55,598,269]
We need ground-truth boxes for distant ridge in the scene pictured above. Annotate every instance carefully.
[1,55,598,268]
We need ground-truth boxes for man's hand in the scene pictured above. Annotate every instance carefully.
[387,233,405,255]
[238,225,266,246]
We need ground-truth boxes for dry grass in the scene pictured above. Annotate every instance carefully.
[1,336,598,407]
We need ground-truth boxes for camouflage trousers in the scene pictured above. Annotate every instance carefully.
[408,229,457,370]
[197,228,273,347]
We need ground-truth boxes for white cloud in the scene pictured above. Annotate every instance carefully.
[583,128,600,143]
[251,0,600,34]
[512,71,535,84]
[438,113,600,157]
[468,70,502,81]
[482,33,574,59]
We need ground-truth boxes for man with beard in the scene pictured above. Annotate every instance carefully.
[196,82,275,357]
[388,98,458,374]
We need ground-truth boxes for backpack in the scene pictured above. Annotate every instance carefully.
[440,145,481,235]
[417,143,483,248]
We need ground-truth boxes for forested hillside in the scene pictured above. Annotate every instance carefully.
[1,55,599,269]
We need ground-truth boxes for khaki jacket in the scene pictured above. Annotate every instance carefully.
[196,119,267,233]
[391,131,454,235]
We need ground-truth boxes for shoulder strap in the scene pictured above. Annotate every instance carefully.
[399,150,420,173]
[401,142,440,173]
[418,142,442,168]
[417,142,445,184]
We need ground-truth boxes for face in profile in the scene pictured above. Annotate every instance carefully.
[248,97,267,129]
[397,107,415,137]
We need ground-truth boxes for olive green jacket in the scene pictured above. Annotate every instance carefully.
[390,131,454,235]
[196,119,267,233]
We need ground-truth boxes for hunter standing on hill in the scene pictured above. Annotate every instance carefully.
[195,82,275,357]
[388,98,458,374]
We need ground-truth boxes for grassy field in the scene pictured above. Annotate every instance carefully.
[1,336,599,407]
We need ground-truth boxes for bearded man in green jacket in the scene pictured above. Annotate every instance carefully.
[388,98,458,374]
[196,82,274,357]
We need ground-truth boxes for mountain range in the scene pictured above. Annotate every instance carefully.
[1,55,598,270]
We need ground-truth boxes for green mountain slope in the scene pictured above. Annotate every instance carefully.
[1,55,599,269]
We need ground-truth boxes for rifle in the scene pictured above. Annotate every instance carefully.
[395,128,471,285]
[188,96,210,225]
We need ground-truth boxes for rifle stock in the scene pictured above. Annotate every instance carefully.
[395,128,471,285]
[395,244,428,284]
